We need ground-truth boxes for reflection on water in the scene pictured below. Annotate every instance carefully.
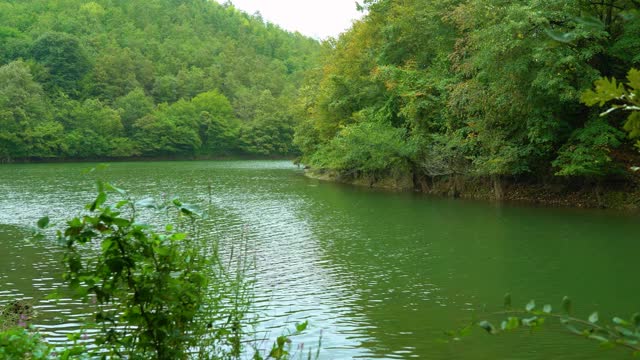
[0,161,638,359]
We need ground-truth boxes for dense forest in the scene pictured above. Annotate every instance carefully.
[294,0,640,201]
[3,0,640,203]
[0,0,320,161]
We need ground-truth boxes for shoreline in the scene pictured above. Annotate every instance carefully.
[304,169,640,211]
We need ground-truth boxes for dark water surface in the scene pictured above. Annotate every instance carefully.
[0,161,638,359]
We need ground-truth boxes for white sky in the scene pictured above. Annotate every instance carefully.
[217,0,363,39]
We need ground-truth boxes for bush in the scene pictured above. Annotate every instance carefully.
[310,121,414,177]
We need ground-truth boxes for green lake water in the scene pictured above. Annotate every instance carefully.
[0,160,638,359]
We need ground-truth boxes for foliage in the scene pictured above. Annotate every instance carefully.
[0,0,322,161]
[310,120,414,177]
[18,179,314,359]
[0,60,50,161]
[581,68,640,149]
[44,182,209,359]
[0,327,51,360]
[552,118,624,177]
[449,295,640,356]
[33,180,273,359]
[294,0,640,188]
[254,321,319,360]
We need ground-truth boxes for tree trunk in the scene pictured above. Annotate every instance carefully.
[492,175,503,201]
[594,180,605,208]
[448,174,460,198]
[605,0,614,34]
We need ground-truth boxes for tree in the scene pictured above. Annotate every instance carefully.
[0,60,51,161]
[30,32,90,96]
[115,88,156,135]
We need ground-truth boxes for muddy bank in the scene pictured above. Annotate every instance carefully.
[305,169,640,211]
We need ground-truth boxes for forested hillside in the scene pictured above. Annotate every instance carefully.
[294,0,640,201]
[0,0,320,161]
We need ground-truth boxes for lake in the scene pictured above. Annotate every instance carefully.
[0,160,638,359]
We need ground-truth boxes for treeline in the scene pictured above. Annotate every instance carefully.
[0,0,320,161]
[294,0,640,194]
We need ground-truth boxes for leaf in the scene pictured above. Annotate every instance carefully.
[615,326,635,337]
[91,192,107,211]
[101,239,113,251]
[478,321,497,334]
[628,68,640,91]
[180,203,203,217]
[588,334,608,343]
[37,216,50,229]
[522,316,538,326]
[564,323,582,335]
[613,317,630,326]
[171,233,187,241]
[562,296,572,315]
[135,197,156,209]
[503,293,512,309]
[45,290,61,300]
[104,182,127,195]
[296,320,308,332]
[504,317,520,331]
[543,304,552,314]
[589,312,599,324]
[526,300,536,312]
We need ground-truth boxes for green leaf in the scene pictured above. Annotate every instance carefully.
[564,323,582,335]
[628,69,640,91]
[543,304,552,314]
[522,316,539,327]
[589,312,599,324]
[91,192,107,211]
[104,182,127,195]
[135,197,156,209]
[45,290,61,300]
[504,317,520,331]
[296,320,308,332]
[525,300,536,312]
[180,203,203,217]
[503,293,511,309]
[562,296,572,315]
[37,216,50,229]
[101,239,113,251]
[478,320,497,334]
[613,317,630,326]
[171,233,187,241]
[582,77,627,106]
[588,334,608,343]
[615,325,635,337]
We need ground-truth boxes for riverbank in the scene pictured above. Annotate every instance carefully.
[305,169,640,210]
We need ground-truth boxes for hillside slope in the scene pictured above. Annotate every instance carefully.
[0,0,321,161]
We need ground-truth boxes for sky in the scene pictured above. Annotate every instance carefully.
[216,0,363,39]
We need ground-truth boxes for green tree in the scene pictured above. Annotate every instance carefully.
[115,88,156,135]
[30,32,90,96]
[0,60,51,161]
